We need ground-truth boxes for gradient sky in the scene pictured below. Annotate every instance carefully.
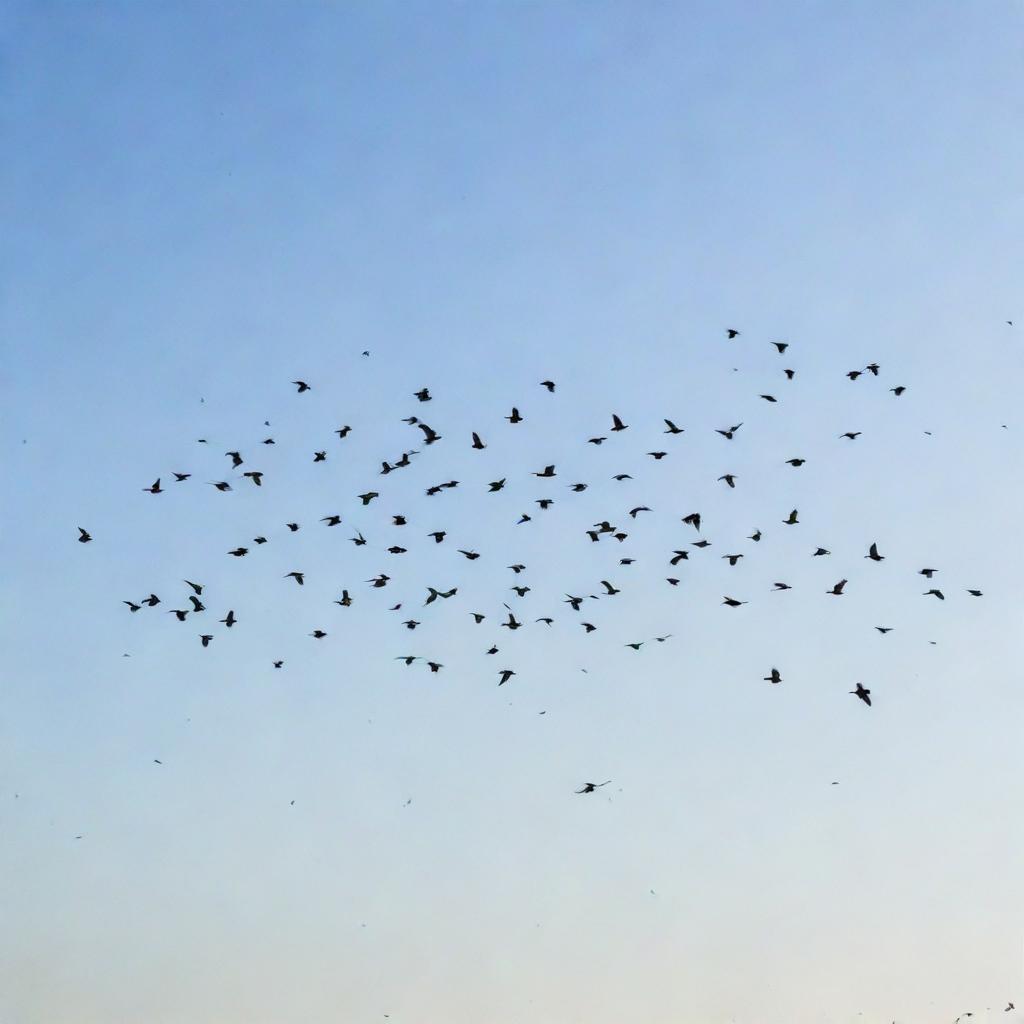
[2,3,1023,1022]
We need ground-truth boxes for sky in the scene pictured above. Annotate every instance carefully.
[1,2,1023,1022]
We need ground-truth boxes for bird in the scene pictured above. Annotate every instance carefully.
[220,610,236,628]
[785,458,805,467]
[284,572,305,585]
[748,530,762,542]
[726,328,740,339]
[310,630,327,639]
[77,527,92,543]
[625,642,644,651]
[865,362,880,375]
[669,551,689,565]
[225,450,243,468]
[534,465,556,477]
[890,386,906,396]
[581,622,597,633]
[610,414,628,432]
[827,579,848,595]
[426,661,443,673]
[173,472,190,482]
[722,554,743,566]
[459,550,480,560]
[471,432,486,450]
[840,431,861,440]
[335,590,353,607]
[321,515,342,527]
[764,668,782,684]
[966,589,983,597]
[487,479,506,492]
[253,536,267,544]
[716,423,743,440]
[718,474,737,488]
[629,506,651,518]
[243,471,263,486]
[536,498,554,509]
[424,586,457,605]
[292,380,310,392]
[850,683,871,706]
[358,492,379,505]
[141,594,160,607]
[273,661,283,669]
[393,515,407,526]
[663,419,684,434]
[367,575,390,588]
[168,609,189,621]
[847,370,863,380]
[285,522,300,532]
[875,626,893,634]
[647,450,668,459]
[143,478,163,494]
[498,669,516,686]
[759,394,777,403]
[184,581,203,595]
[772,582,791,591]
[508,564,526,573]
[569,483,587,492]
[335,425,352,438]
[428,531,446,543]
[783,509,799,525]
[784,368,796,379]
[682,512,701,531]
[600,580,620,596]
[722,596,747,607]
[210,481,232,492]
[123,600,141,613]
[313,450,327,462]
[414,388,431,402]
[919,568,938,578]
[575,781,611,793]
[865,542,884,562]
[771,341,788,353]
[612,473,632,480]
[417,423,442,445]
[540,380,556,392]
[812,547,831,556]
[506,407,523,424]
[587,436,607,445]
[924,588,945,600]
[188,596,205,612]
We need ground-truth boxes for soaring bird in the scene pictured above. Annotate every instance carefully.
[722,596,747,608]
[173,472,190,481]
[225,450,243,468]
[722,554,743,566]
[487,479,506,492]
[783,509,799,525]
[718,474,737,488]
[414,388,431,402]
[575,781,611,793]
[850,683,871,706]
[498,669,516,686]
[840,431,862,440]
[764,668,782,685]
[77,527,92,543]
[610,414,628,432]
[310,630,327,639]
[924,588,945,600]
[143,478,163,494]
[534,465,556,478]
[890,386,906,396]
[220,610,236,628]
[358,492,379,506]
[200,634,213,647]
[716,423,743,440]
[335,591,353,607]
[785,458,805,467]
[335,425,352,438]
[827,579,848,595]
[966,589,983,597]
[243,471,263,486]
[292,380,310,392]
[771,341,788,353]
[506,407,523,424]
[284,571,305,585]
[322,515,342,526]
[471,432,486,450]
[726,328,740,339]
[540,380,556,392]
[682,512,701,531]
[227,547,248,557]
[865,542,884,562]
[600,580,620,596]
[663,419,684,434]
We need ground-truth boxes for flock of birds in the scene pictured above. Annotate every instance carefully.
[78,328,992,736]
[65,327,1018,1022]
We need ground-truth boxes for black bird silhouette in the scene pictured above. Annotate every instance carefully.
[243,471,263,486]
[669,551,689,565]
[253,536,267,544]
[827,579,848,595]
[185,580,203,595]
[536,498,553,509]
[919,568,938,578]
[610,414,628,432]
[200,634,213,647]
[488,479,506,492]
[722,554,743,566]
[358,492,379,505]
[141,594,160,607]
[966,589,983,597]
[506,407,523,424]
[759,394,777,403]
[722,596,747,607]
[335,425,352,438]
[292,380,310,392]
[124,600,141,612]
[612,473,632,480]
[540,380,556,392]
[771,341,788,353]
[286,522,300,532]
[718,474,737,488]
[847,370,862,380]
[850,683,871,706]
[785,458,805,467]
[322,515,342,527]
[682,512,701,531]
[510,585,531,597]
[402,620,420,630]
[569,483,587,493]
[498,669,516,685]
[173,472,190,482]
[840,431,861,440]
[424,586,457,605]
[284,571,305,585]
[426,661,443,673]
[600,580,620,596]
[692,539,711,548]
[748,530,762,542]
[313,451,327,462]
[812,547,830,556]
[143,478,163,494]
[648,451,667,459]
[508,564,526,573]
[865,542,884,562]
[726,328,740,339]
[273,661,283,668]
[501,610,522,630]
[417,422,442,445]
[716,423,743,440]
[368,575,390,588]
[470,612,485,623]
[335,590,353,607]
[576,781,611,793]
[220,610,236,628]
[210,481,232,492]
[764,668,782,684]
[536,617,553,625]
[890,386,906,396]
[226,451,243,468]
[310,630,327,639]
[865,363,880,375]
[471,432,486,450]
[78,527,92,543]
[875,626,893,633]
[581,622,597,633]
[459,550,480,560]
[486,646,499,655]
[396,655,419,666]
[784,368,796,379]
[188,596,205,612]
[772,582,792,591]
[414,388,431,402]
[534,465,556,477]
[428,531,446,543]
[924,588,945,600]
[262,437,275,444]
[663,419,684,434]
[783,509,799,525]
[588,436,607,445]
[168,609,189,621]
[629,506,651,518]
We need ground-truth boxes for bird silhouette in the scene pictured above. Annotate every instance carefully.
[575,781,611,793]
[764,668,782,684]
[850,683,871,706]
[77,527,92,543]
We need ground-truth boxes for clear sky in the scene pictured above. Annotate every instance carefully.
[2,3,1023,1022]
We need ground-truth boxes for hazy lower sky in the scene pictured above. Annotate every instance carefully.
[2,3,1023,1022]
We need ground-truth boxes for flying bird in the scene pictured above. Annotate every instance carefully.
[850,683,871,706]
[77,527,92,543]
[575,781,611,793]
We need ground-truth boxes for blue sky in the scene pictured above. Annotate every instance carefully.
[2,3,1023,1022]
